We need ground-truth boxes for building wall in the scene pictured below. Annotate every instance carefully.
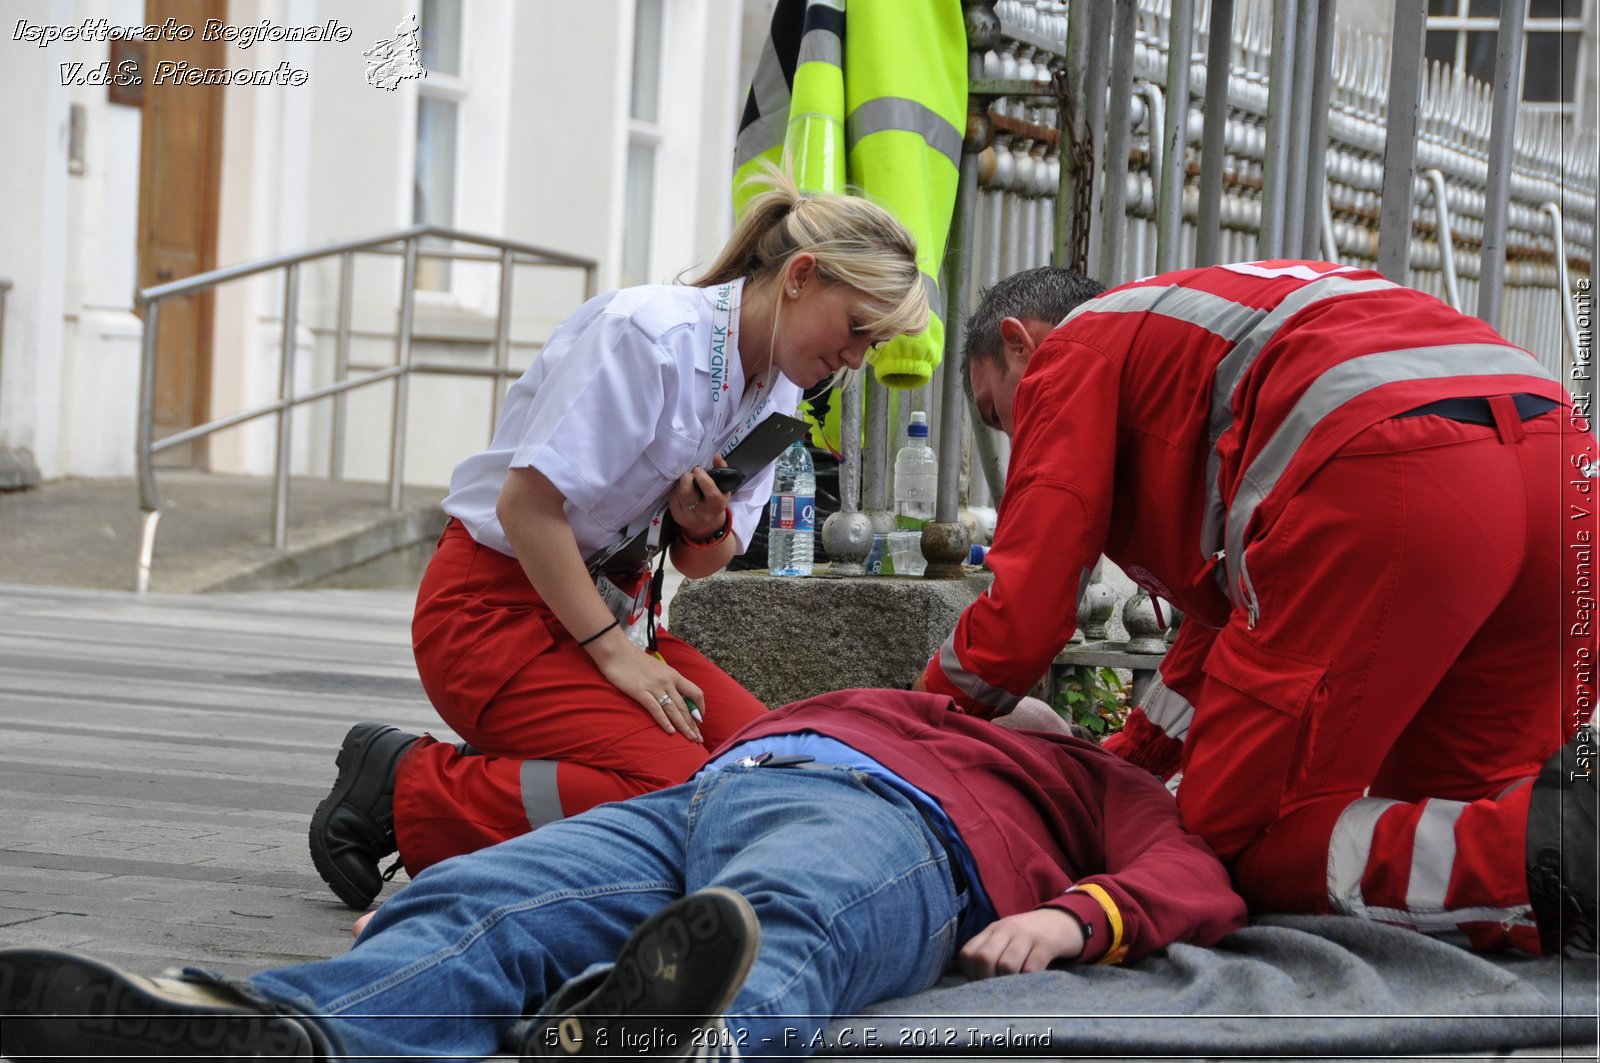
[0,0,752,487]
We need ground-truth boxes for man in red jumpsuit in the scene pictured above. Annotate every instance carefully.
[917,261,1596,955]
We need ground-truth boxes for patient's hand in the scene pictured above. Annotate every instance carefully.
[958,908,1086,978]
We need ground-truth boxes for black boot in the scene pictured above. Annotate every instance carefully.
[308,722,420,911]
[0,947,335,1059]
[1526,734,1598,954]
[523,887,761,1060]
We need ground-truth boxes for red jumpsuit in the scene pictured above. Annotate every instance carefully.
[921,260,1591,953]
[391,281,780,873]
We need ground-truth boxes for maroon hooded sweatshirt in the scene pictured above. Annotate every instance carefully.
[724,689,1246,964]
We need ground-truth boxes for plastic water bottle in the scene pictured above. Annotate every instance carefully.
[768,440,815,577]
[894,412,937,531]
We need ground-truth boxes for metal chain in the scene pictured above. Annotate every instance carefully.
[1054,69,1094,275]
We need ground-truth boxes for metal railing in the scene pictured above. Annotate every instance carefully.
[133,224,596,593]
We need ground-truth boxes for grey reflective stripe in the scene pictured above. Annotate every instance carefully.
[923,272,943,318]
[1406,799,1464,913]
[1155,287,1273,343]
[1210,276,1402,443]
[1222,343,1558,615]
[1327,797,1401,915]
[845,97,963,169]
[937,629,1021,713]
[734,111,789,170]
[1357,903,1536,932]
[1139,673,1195,741]
[1327,798,1534,931]
[750,34,791,117]
[797,25,842,68]
[520,758,565,830]
[1199,275,1402,561]
[1058,284,1163,330]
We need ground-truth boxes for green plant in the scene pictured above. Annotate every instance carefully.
[1051,665,1130,738]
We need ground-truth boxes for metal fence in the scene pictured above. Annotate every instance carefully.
[827,0,1597,699]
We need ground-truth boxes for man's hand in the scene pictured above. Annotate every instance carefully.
[958,909,1086,978]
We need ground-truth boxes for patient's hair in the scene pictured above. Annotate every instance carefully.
[961,267,1105,396]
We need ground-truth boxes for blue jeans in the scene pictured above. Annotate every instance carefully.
[248,764,963,1060]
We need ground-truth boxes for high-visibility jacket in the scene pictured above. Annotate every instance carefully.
[734,0,966,437]
[921,260,1569,717]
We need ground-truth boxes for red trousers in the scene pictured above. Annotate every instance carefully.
[395,521,768,873]
[1170,408,1589,953]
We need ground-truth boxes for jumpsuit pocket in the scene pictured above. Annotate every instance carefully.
[1200,627,1328,720]
[1190,628,1330,853]
[433,604,558,729]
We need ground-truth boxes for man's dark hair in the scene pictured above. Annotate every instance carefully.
[961,267,1106,396]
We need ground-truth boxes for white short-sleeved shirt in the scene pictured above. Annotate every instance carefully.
[443,278,802,561]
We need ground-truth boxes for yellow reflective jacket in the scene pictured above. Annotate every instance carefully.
[733,0,966,449]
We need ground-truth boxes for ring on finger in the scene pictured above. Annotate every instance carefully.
[686,503,698,511]
[656,693,673,707]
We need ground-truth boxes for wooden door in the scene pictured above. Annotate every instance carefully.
[136,0,224,467]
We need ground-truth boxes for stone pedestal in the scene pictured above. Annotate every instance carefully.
[670,569,992,707]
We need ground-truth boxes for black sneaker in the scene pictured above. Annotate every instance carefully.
[523,887,761,1060]
[308,722,420,910]
[0,947,328,1059]
[1526,735,1598,954]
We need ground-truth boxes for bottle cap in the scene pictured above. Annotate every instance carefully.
[908,411,929,438]
[967,544,987,566]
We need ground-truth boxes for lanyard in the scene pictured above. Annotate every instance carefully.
[587,280,774,646]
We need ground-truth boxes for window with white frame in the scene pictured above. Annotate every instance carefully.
[414,0,465,291]
[621,0,666,288]
[1425,0,1587,120]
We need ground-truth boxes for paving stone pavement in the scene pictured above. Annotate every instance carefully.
[0,583,451,984]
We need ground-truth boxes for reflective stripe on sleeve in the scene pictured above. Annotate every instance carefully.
[1139,672,1196,742]
[936,630,1021,715]
[845,96,963,168]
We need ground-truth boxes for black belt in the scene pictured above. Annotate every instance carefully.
[1396,393,1559,425]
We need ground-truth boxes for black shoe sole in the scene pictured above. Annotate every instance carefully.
[0,947,314,1059]
[307,723,407,911]
[528,887,761,1060]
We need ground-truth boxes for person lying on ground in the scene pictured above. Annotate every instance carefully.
[0,688,1245,1061]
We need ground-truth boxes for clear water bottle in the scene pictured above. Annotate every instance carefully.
[894,412,937,531]
[768,440,815,577]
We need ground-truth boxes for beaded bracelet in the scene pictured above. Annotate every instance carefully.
[680,511,732,549]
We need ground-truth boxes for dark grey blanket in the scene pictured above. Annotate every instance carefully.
[824,916,1598,1059]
